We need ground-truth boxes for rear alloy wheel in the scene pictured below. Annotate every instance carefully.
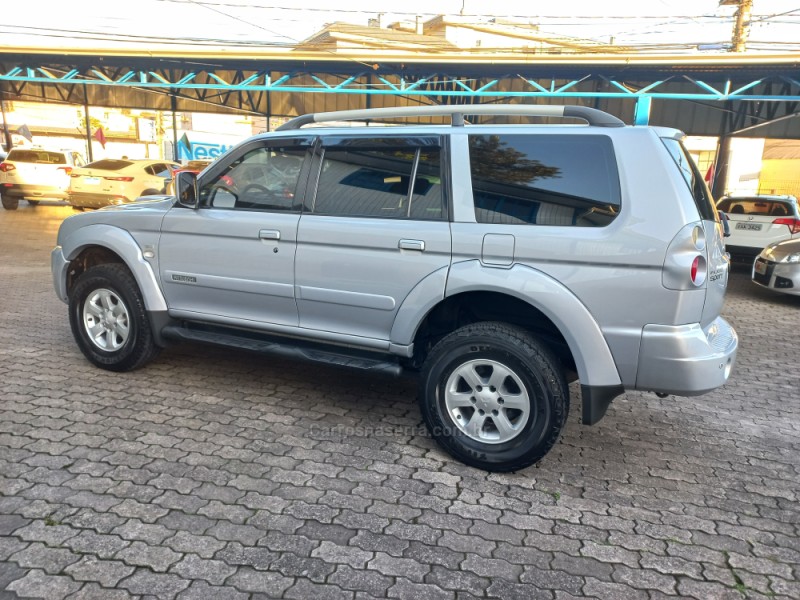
[420,322,568,472]
[1,194,19,210]
[69,264,160,371]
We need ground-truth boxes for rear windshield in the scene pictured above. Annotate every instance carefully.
[7,149,67,165]
[85,159,133,171]
[717,198,794,217]
[661,138,716,221]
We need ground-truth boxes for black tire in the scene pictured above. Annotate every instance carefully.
[419,322,568,472]
[68,264,160,372]
[27,200,40,206]
[1,194,19,210]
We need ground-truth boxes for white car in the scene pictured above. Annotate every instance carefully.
[717,195,800,257]
[69,159,179,209]
[0,147,86,210]
[753,238,800,296]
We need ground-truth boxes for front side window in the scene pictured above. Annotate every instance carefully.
[469,134,621,227]
[199,145,306,211]
[313,137,444,220]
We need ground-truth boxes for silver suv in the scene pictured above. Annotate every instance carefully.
[1,147,86,209]
[51,105,738,471]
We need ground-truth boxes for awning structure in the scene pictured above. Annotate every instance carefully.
[2,45,800,137]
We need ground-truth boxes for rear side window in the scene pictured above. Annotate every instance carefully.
[468,134,621,227]
[313,137,444,220]
[717,197,795,217]
[7,149,67,164]
[661,138,717,221]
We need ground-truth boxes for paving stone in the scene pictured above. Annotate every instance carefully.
[163,531,227,559]
[225,566,294,596]
[425,565,490,597]
[271,552,336,582]
[329,564,394,597]
[0,514,30,535]
[62,530,131,559]
[112,519,173,544]
[675,577,747,600]
[583,577,649,600]
[367,551,429,582]
[118,568,191,598]
[297,521,358,545]
[486,579,553,600]
[206,522,265,546]
[13,519,80,545]
[152,490,209,513]
[284,577,355,600]
[64,555,135,587]
[64,582,138,600]
[9,542,81,575]
[312,540,373,568]
[176,580,250,600]
[157,511,216,534]
[215,542,278,570]
[170,553,237,585]
[6,569,82,600]
[0,561,30,595]
[109,499,169,523]
[116,540,183,572]
[61,508,127,534]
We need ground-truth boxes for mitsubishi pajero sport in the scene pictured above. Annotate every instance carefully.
[51,104,738,471]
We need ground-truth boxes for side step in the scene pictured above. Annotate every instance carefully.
[161,324,404,377]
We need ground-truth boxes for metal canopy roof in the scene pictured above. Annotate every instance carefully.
[2,46,800,137]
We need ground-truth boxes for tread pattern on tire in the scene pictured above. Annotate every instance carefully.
[68,263,160,372]
[420,321,568,472]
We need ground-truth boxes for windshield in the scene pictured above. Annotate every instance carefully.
[7,149,67,164]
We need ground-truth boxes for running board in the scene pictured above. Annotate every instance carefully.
[161,324,404,377]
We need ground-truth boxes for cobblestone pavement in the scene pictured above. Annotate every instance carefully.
[0,203,798,600]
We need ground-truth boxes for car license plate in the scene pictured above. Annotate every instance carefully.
[84,177,100,185]
[754,260,768,275]
[735,222,762,231]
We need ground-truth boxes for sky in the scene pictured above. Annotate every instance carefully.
[3,0,799,52]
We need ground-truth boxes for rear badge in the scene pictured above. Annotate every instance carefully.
[171,274,197,284]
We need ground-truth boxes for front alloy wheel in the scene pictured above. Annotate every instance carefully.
[82,288,131,351]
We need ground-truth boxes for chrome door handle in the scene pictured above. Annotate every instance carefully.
[399,239,425,252]
[259,229,281,240]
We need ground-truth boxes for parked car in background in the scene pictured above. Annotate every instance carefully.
[167,160,214,194]
[0,147,86,210]
[68,159,179,209]
[752,238,800,296]
[717,194,800,257]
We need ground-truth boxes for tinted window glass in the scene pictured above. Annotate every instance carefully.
[7,149,67,164]
[199,145,306,211]
[314,140,443,220]
[661,138,716,221]
[717,197,795,217]
[469,134,620,227]
[85,159,133,171]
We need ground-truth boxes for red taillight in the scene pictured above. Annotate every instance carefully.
[0,162,15,172]
[103,176,134,182]
[773,218,800,235]
[57,166,73,176]
[690,255,707,286]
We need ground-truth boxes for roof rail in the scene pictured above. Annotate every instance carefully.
[276,104,625,131]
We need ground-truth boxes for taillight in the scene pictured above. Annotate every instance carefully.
[57,166,73,175]
[0,162,15,172]
[103,176,134,182]
[690,255,707,286]
[773,218,800,235]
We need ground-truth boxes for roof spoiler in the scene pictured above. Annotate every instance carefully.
[276,104,625,131]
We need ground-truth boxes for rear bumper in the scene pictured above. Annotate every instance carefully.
[635,317,737,396]
[68,192,131,208]
[2,184,68,200]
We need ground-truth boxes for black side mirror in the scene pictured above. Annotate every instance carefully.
[176,171,199,209]
[718,210,730,238]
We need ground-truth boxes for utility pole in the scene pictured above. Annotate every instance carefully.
[712,1,754,198]
[720,0,753,52]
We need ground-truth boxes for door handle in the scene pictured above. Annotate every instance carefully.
[398,239,425,252]
[259,229,281,241]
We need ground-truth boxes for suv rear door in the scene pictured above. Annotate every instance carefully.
[295,135,451,343]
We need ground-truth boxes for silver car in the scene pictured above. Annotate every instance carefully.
[51,104,738,472]
[753,238,800,296]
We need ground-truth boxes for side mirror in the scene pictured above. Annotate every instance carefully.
[176,171,199,209]
[718,210,730,238]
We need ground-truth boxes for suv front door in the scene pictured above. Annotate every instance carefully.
[295,135,451,344]
[158,137,313,326]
